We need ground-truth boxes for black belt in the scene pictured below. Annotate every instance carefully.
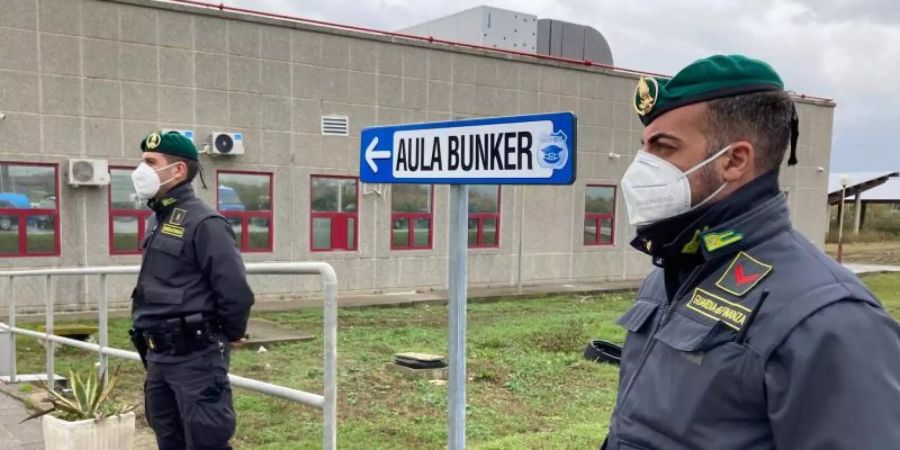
[135,314,221,356]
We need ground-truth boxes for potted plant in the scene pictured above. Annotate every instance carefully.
[25,368,136,450]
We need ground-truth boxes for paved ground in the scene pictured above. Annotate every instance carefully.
[245,317,314,346]
[0,388,42,450]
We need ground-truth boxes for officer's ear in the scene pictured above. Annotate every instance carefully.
[720,141,754,182]
[174,159,189,181]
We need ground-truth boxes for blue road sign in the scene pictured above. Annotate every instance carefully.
[360,112,576,185]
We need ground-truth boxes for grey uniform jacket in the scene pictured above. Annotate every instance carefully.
[132,183,255,359]
[606,194,900,450]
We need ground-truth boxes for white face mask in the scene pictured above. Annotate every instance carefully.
[621,145,732,226]
[131,162,177,200]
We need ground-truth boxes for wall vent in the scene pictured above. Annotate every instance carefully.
[321,115,349,136]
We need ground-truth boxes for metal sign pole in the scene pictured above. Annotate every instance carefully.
[448,184,469,450]
[359,112,577,450]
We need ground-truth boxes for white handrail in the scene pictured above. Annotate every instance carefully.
[0,262,338,450]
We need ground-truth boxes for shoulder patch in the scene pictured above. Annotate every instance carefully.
[702,230,743,252]
[168,208,187,226]
[160,223,185,238]
[686,288,751,331]
[716,251,773,297]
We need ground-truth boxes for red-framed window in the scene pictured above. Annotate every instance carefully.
[311,176,358,252]
[108,167,152,255]
[391,184,433,250]
[584,185,616,246]
[0,162,60,257]
[468,185,500,248]
[217,171,274,252]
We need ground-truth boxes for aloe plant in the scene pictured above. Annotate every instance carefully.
[23,367,136,422]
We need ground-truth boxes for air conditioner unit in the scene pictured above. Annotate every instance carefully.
[210,132,245,155]
[68,159,110,187]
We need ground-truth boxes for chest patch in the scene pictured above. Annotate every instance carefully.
[715,251,773,297]
[168,208,187,226]
[160,223,185,238]
[686,288,751,331]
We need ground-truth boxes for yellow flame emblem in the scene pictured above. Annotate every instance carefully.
[633,76,659,116]
[145,132,161,150]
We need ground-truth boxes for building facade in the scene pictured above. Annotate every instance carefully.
[0,0,836,313]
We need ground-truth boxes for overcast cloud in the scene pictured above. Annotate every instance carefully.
[222,0,899,172]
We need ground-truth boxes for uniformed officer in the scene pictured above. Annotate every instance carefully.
[128,131,255,450]
[602,55,900,449]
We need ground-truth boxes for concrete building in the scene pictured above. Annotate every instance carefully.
[0,0,836,314]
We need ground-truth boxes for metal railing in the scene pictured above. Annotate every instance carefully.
[0,262,338,450]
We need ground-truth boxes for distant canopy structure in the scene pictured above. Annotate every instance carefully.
[828,171,900,234]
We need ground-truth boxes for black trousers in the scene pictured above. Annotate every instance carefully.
[144,347,236,450]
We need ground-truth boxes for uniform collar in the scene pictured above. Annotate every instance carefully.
[697,193,790,261]
[148,182,194,215]
[632,171,786,267]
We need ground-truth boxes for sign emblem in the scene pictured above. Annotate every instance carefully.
[145,132,161,150]
[633,76,659,116]
[716,252,773,297]
[537,130,569,170]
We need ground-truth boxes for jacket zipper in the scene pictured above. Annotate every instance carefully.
[616,264,707,408]
[136,218,161,288]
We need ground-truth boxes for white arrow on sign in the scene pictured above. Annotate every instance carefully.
[365,137,390,173]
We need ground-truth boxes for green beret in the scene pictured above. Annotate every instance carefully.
[634,54,799,165]
[634,55,784,125]
[140,131,199,161]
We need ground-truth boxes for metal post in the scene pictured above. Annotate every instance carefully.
[837,185,846,263]
[447,184,469,450]
[6,276,16,383]
[861,202,868,230]
[44,275,55,391]
[322,277,338,450]
[853,192,862,235]
[517,185,525,295]
[98,274,109,384]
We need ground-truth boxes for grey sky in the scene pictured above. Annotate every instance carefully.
[223,0,898,172]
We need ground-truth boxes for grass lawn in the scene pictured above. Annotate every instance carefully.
[12,273,900,449]
[0,231,56,254]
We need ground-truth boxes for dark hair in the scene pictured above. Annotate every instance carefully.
[703,90,794,173]
[162,154,200,183]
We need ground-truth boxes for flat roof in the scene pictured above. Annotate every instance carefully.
[141,0,834,105]
[828,171,900,203]
[857,178,900,202]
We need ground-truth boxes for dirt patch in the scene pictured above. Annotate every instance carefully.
[825,241,900,265]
